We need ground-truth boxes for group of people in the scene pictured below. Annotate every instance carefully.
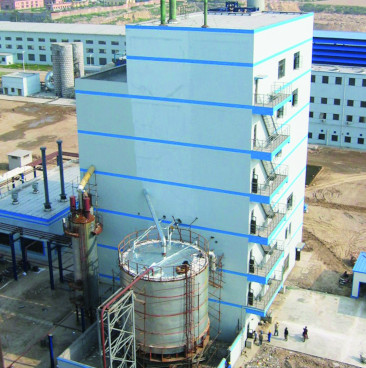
[253,322,309,345]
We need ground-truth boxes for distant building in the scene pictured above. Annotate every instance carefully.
[309,31,366,150]
[8,150,33,170]
[2,72,40,96]
[0,0,44,10]
[44,0,89,12]
[0,52,13,65]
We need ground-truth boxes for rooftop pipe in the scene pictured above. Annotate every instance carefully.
[160,0,166,25]
[202,0,208,28]
[143,189,167,256]
[57,140,67,202]
[40,147,52,211]
[78,165,95,193]
[169,0,176,23]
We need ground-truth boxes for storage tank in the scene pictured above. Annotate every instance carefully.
[247,0,265,11]
[119,227,210,362]
[72,42,85,79]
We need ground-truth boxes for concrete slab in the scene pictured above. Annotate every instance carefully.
[270,288,366,367]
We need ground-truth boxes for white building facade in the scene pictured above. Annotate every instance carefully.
[75,11,313,340]
[2,72,40,96]
[0,22,125,67]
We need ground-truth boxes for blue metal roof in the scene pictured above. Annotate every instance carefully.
[314,30,366,41]
[353,252,366,274]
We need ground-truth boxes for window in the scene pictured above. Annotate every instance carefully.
[87,56,94,65]
[322,76,329,84]
[308,132,313,139]
[5,36,11,40]
[347,100,354,107]
[98,40,106,45]
[22,238,44,254]
[360,117,365,123]
[39,45,46,51]
[283,255,289,272]
[310,96,314,103]
[331,135,338,142]
[347,115,353,122]
[28,54,35,61]
[321,97,327,104]
[5,44,12,49]
[311,75,316,83]
[335,77,342,85]
[293,51,300,70]
[16,45,23,49]
[287,193,293,210]
[0,232,10,246]
[16,37,22,41]
[358,138,364,144]
[99,49,106,54]
[74,39,81,42]
[334,98,341,105]
[39,54,46,62]
[111,40,119,45]
[319,112,327,119]
[38,37,45,42]
[278,59,286,79]
[61,39,68,42]
[28,45,34,50]
[86,48,93,53]
[11,88,15,93]
[50,38,57,42]
[112,49,119,54]
[17,53,23,61]
[333,114,340,120]
[285,228,288,239]
[277,106,284,118]
[349,78,356,86]
[292,89,298,107]
[309,111,313,118]
[363,79,366,87]
[345,136,351,143]
[361,101,366,108]
[99,57,107,65]
[86,40,93,44]
[27,37,33,41]
[318,133,325,140]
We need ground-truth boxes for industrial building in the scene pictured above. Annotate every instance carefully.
[309,31,366,149]
[2,71,40,96]
[0,22,125,67]
[71,1,313,364]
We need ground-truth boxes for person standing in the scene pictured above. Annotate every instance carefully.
[268,330,272,342]
[274,322,279,336]
[259,331,263,346]
[284,327,289,341]
[254,330,258,345]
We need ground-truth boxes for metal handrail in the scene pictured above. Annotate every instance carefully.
[254,83,292,108]
[252,166,288,197]
[253,204,287,238]
[250,278,282,310]
[250,243,284,278]
[252,127,290,153]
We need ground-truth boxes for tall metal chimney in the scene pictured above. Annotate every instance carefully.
[57,140,67,202]
[202,0,208,28]
[160,0,166,25]
[168,0,176,23]
[40,147,52,211]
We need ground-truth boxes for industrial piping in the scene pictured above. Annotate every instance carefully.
[169,0,176,23]
[160,0,166,25]
[40,147,52,211]
[78,165,95,193]
[143,189,167,256]
[202,0,208,28]
[57,140,67,202]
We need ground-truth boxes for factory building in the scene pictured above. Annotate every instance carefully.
[0,22,125,67]
[75,6,313,345]
[309,31,366,149]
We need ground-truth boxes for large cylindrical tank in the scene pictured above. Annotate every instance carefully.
[119,228,210,362]
[247,0,265,11]
[72,42,85,79]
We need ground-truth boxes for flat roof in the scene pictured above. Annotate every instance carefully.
[314,30,366,41]
[3,72,39,79]
[353,252,366,274]
[0,21,125,36]
[0,163,80,223]
[312,64,366,75]
[8,149,32,157]
[0,52,12,56]
[132,11,308,31]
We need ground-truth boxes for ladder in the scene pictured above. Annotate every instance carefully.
[261,115,278,137]
[261,203,275,219]
[185,269,194,357]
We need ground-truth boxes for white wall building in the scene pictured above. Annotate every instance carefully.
[75,10,313,340]
[0,52,13,65]
[2,72,40,96]
[0,22,125,67]
[8,149,33,170]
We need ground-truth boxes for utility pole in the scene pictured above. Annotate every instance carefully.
[0,338,5,368]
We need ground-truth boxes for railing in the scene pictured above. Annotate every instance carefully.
[252,127,290,153]
[252,166,288,197]
[118,227,209,281]
[249,242,284,278]
[250,278,282,311]
[251,204,287,238]
[254,83,292,108]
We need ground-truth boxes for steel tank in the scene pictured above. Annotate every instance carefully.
[119,228,210,362]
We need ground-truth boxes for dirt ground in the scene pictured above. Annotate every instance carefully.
[0,100,78,174]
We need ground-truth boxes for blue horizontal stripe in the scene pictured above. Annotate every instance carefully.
[209,298,244,309]
[99,273,120,281]
[277,102,310,131]
[274,69,311,93]
[98,243,118,251]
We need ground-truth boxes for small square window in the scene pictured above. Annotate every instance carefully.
[363,79,366,87]
[50,38,57,42]
[287,193,293,210]
[99,57,107,65]
[39,54,46,62]
[311,75,316,83]
[347,100,354,107]
[345,136,351,143]
[292,89,298,107]
[318,133,325,140]
[322,76,329,84]
[28,54,35,61]
[319,113,327,119]
[358,138,364,144]
[27,37,33,41]
[331,135,338,142]
[360,117,365,123]
[333,114,339,120]
[278,59,286,79]
[310,96,314,103]
[309,111,313,118]
[347,115,353,122]
[98,40,106,45]
[277,106,284,118]
[86,40,93,44]
[111,41,119,46]
[335,77,342,85]
[334,99,341,105]
[361,101,366,108]
[321,97,327,104]
[308,132,313,139]
[293,52,300,70]
[349,78,356,86]
[38,37,45,42]
[99,49,106,54]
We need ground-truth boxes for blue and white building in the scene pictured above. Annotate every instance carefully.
[75,10,313,340]
[309,31,366,149]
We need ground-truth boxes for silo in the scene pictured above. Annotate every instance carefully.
[247,0,265,11]
[72,42,85,78]
[119,227,210,362]
[52,43,74,98]
[51,43,62,97]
